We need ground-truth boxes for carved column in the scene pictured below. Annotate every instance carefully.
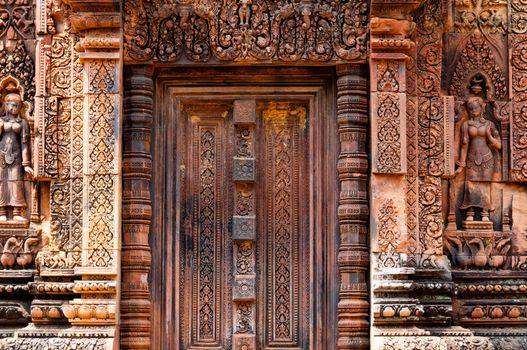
[336,64,369,349]
[121,65,154,349]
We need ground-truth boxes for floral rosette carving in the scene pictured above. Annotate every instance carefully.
[512,0,527,34]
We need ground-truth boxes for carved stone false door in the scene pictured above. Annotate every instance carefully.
[177,98,310,350]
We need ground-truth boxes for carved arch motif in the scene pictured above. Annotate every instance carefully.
[449,31,506,101]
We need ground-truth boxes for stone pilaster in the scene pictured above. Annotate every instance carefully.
[336,64,369,349]
[61,1,122,348]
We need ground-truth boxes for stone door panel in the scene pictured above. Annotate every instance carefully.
[175,97,310,350]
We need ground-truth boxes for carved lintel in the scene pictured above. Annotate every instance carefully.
[124,0,368,64]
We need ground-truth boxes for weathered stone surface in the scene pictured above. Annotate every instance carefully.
[0,0,524,348]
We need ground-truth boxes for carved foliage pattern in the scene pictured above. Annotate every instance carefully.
[196,127,218,340]
[45,32,84,268]
[414,0,442,97]
[377,199,400,268]
[42,32,75,179]
[264,106,306,346]
[85,60,117,267]
[511,35,527,181]
[406,96,419,255]
[236,241,253,275]
[0,0,34,39]
[234,302,253,334]
[124,0,368,63]
[270,126,293,341]
[512,0,527,34]
[511,103,527,181]
[377,93,401,173]
[236,127,254,158]
[418,97,444,256]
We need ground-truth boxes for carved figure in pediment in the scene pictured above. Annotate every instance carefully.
[238,0,252,26]
[454,96,501,222]
[0,91,32,222]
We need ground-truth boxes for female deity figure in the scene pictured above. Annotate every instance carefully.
[0,92,32,222]
[455,96,501,222]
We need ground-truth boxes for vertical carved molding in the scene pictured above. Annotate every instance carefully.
[336,64,369,349]
[121,65,154,349]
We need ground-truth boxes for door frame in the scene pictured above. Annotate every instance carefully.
[150,67,338,350]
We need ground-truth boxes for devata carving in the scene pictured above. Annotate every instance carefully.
[0,91,32,222]
[124,0,368,63]
[454,97,501,222]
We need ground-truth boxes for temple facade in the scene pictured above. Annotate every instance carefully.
[0,0,525,349]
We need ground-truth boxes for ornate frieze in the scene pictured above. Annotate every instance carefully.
[124,0,368,64]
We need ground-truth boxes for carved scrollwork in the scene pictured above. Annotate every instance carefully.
[511,36,527,181]
[124,0,368,63]
[414,0,442,97]
[512,0,527,34]
[0,0,34,40]
[512,103,527,181]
